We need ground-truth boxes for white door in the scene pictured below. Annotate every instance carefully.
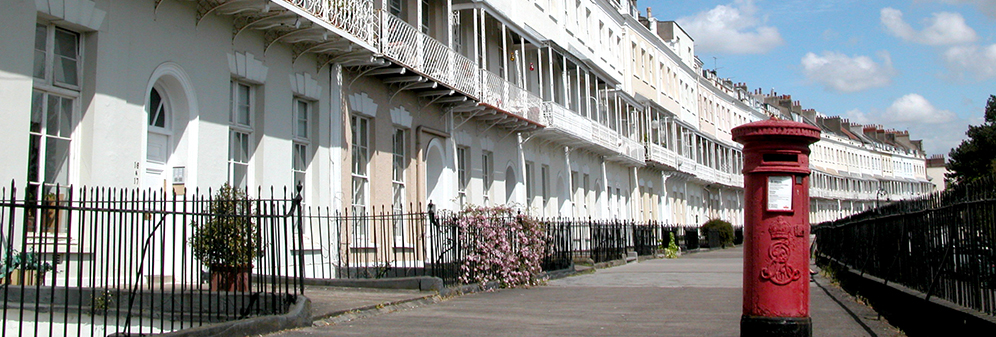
[145,87,171,191]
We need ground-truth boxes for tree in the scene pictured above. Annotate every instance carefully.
[947,95,996,184]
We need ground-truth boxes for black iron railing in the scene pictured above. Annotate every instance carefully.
[292,206,697,285]
[1,180,709,336]
[814,175,996,316]
[0,183,304,336]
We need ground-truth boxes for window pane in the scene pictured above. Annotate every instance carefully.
[231,163,247,190]
[34,50,47,80]
[393,155,404,182]
[358,118,368,146]
[35,24,47,51]
[54,29,79,86]
[34,25,46,79]
[293,143,307,171]
[352,177,366,204]
[294,171,306,191]
[54,55,78,87]
[46,95,60,136]
[27,135,41,183]
[230,131,250,163]
[30,91,43,133]
[45,137,70,185]
[239,133,249,163]
[352,150,367,176]
[236,83,251,126]
[54,29,78,59]
[393,183,404,211]
[230,132,238,161]
[60,96,73,137]
[229,82,235,123]
[393,129,405,182]
[296,100,308,139]
[149,88,165,127]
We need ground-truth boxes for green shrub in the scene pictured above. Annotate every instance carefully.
[189,183,260,268]
[663,232,680,258]
[702,218,735,248]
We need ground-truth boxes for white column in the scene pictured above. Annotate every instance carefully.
[329,64,344,210]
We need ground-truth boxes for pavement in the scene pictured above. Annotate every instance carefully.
[263,247,904,336]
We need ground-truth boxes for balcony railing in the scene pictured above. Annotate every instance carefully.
[618,136,646,163]
[381,12,479,96]
[285,0,379,48]
[542,102,593,142]
[647,143,679,168]
[481,70,543,122]
[591,122,619,153]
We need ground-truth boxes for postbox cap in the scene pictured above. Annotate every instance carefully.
[732,116,820,145]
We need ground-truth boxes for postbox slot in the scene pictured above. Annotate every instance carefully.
[762,153,798,163]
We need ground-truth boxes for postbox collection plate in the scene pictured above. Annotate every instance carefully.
[767,175,793,211]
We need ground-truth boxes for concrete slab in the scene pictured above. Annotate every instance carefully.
[302,285,433,321]
[267,247,901,336]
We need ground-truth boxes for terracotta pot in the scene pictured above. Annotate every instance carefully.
[209,264,252,292]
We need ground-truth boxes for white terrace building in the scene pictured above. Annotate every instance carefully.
[0,0,931,250]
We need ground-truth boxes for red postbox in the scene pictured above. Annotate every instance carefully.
[732,117,820,337]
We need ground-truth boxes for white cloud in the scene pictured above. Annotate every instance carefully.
[880,8,977,45]
[943,43,996,80]
[843,95,967,155]
[931,0,996,19]
[800,51,896,93]
[906,120,971,155]
[883,94,957,123]
[675,0,783,54]
[842,109,872,124]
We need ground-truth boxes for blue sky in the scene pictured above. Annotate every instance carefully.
[642,0,996,156]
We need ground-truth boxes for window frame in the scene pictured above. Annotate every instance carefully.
[482,150,493,204]
[230,81,253,131]
[228,80,255,191]
[456,145,470,206]
[350,115,372,246]
[392,127,410,247]
[292,97,314,200]
[525,161,535,206]
[27,22,83,235]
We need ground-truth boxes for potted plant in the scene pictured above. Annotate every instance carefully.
[189,183,260,291]
[7,251,53,285]
[42,192,63,233]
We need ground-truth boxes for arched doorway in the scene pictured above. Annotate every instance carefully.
[144,63,195,193]
[424,138,445,209]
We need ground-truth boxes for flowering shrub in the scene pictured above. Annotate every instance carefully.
[456,206,547,288]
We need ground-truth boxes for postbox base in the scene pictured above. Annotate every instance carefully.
[740,315,811,337]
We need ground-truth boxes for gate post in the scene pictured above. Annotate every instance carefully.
[732,117,820,337]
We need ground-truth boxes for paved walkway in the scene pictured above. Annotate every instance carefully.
[269,247,903,336]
